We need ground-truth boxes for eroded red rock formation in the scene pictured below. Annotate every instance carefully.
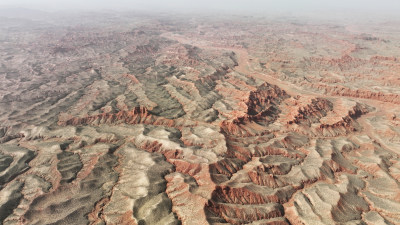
[59,107,175,127]
[1,13,400,225]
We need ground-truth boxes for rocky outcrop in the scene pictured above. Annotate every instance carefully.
[310,83,400,104]
[59,107,175,127]
[220,83,289,137]
[287,98,333,126]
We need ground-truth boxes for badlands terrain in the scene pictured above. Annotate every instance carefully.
[0,11,400,225]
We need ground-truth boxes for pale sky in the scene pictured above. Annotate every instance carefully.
[0,0,399,14]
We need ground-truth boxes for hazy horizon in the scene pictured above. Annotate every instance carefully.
[0,0,400,15]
